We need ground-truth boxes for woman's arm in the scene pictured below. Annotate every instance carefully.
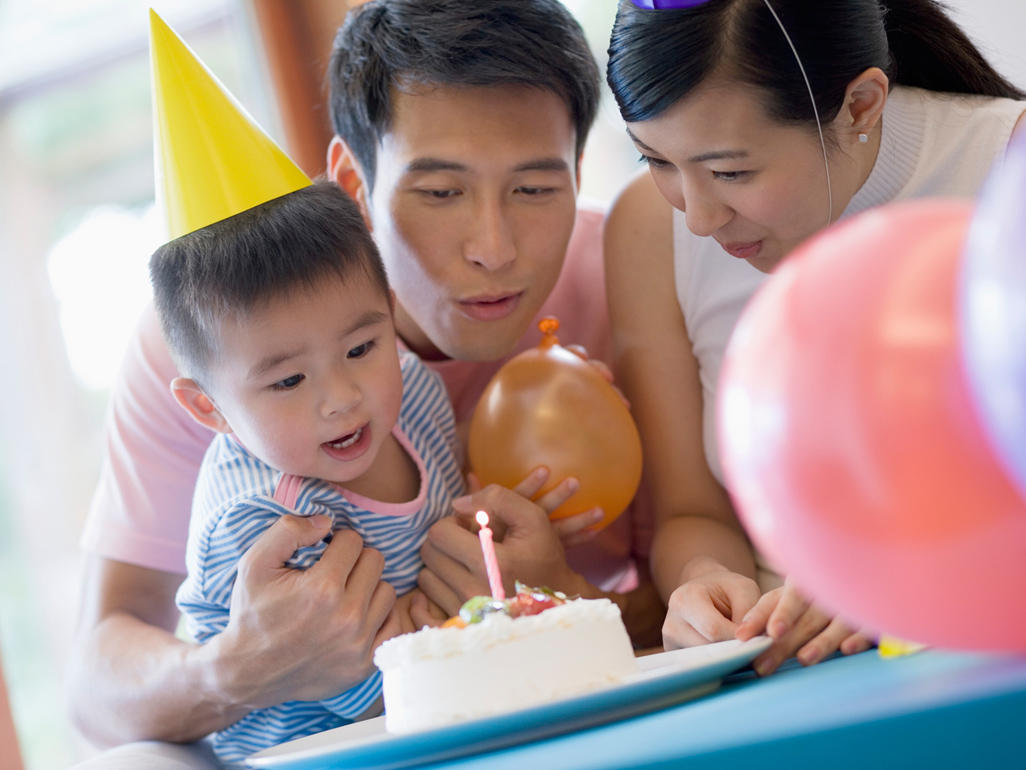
[604,171,759,641]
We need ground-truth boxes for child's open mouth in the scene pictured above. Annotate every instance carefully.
[325,427,363,450]
[321,425,370,461]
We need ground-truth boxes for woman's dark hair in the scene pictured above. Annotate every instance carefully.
[328,0,600,191]
[607,0,1024,128]
[150,181,387,382]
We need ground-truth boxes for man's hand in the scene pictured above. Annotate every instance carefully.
[418,474,589,616]
[210,514,399,710]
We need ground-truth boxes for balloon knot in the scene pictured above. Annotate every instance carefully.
[538,316,560,336]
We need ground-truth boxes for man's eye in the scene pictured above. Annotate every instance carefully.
[348,340,375,359]
[515,186,555,196]
[421,189,461,199]
[271,374,304,391]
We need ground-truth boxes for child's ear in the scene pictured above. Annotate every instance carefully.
[170,377,231,433]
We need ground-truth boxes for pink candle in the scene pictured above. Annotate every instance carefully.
[475,510,505,600]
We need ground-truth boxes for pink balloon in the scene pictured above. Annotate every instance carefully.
[718,199,1026,652]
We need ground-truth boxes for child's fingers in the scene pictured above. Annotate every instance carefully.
[533,476,581,515]
[550,507,602,540]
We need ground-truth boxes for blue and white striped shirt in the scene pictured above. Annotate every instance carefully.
[175,352,465,766]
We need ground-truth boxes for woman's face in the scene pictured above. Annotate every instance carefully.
[627,79,856,273]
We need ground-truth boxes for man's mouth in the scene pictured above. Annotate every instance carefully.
[457,291,524,321]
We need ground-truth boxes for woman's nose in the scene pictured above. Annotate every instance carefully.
[683,191,732,238]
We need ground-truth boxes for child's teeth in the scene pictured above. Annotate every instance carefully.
[331,428,362,449]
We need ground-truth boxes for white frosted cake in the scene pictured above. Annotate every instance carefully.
[373,587,638,734]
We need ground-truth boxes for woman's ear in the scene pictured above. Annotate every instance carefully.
[842,66,889,141]
[327,135,372,231]
[170,377,231,433]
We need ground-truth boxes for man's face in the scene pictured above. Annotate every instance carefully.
[364,84,579,362]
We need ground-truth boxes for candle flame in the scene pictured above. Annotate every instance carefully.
[475,510,489,527]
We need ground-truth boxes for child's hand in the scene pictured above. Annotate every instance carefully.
[465,467,602,546]
[735,579,875,676]
[387,588,448,635]
[566,344,629,408]
[663,563,761,649]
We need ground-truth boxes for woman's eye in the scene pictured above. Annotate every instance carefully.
[712,170,751,182]
[639,154,671,169]
[348,340,375,359]
[272,374,304,391]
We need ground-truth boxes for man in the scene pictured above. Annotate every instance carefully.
[69,0,663,753]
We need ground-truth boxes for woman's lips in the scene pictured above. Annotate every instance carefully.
[457,291,523,321]
[722,241,763,260]
[321,424,370,462]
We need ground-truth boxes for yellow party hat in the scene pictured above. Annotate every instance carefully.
[149,9,311,240]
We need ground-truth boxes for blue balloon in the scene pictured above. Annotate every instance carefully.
[960,130,1026,502]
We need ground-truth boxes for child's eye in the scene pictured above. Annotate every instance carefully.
[347,340,375,359]
[271,374,304,391]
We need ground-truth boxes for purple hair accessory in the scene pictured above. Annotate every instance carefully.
[630,0,712,8]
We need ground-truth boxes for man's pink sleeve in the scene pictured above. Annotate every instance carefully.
[80,305,213,574]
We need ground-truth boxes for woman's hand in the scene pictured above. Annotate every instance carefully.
[662,560,762,649]
[735,579,875,675]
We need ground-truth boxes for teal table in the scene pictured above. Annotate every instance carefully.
[426,648,1026,769]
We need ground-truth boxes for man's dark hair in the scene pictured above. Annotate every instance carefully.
[150,181,388,383]
[328,0,601,191]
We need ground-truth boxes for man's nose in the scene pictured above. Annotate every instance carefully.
[463,197,516,270]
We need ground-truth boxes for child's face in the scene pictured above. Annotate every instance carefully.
[204,270,403,486]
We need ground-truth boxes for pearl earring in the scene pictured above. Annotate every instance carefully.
[858,132,869,144]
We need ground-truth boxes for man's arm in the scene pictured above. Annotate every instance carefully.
[68,556,241,745]
[69,515,398,747]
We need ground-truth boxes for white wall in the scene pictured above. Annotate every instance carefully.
[943,0,1026,90]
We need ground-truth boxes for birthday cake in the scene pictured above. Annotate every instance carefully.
[373,584,639,734]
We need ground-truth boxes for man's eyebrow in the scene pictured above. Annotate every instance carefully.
[626,127,749,163]
[403,157,569,174]
[512,158,569,173]
[404,158,468,174]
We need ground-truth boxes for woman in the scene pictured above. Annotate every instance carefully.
[604,0,1025,675]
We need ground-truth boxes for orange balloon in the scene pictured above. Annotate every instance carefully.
[719,199,1026,652]
[468,317,642,530]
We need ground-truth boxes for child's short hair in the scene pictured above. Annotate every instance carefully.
[150,181,387,383]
